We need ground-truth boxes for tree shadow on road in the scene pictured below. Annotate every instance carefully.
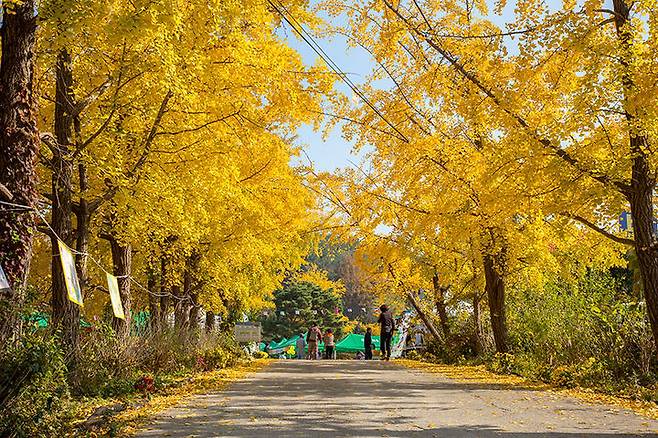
[136,360,658,438]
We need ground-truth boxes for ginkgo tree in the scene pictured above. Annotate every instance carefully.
[18,0,336,351]
[315,0,637,353]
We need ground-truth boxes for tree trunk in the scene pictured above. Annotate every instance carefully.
[0,0,39,345]
[147,267,160,332]
[159,257,170,329]
[205,311,215,332]
[431,272,450,338]
[188,292,200,331]
[472,291,485,355]
[109,237,132,338]
[50,48,80,353]
[406,291,442,344]
[483,251,508,353]
[613,0,658,355]
[173,284,188,330]
[75,162,91,286]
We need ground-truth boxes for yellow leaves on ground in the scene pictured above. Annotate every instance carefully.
[112,359,271,437]
[398,360,658,420]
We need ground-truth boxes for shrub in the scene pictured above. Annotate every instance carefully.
[550,366,577,388]
[405,350,420,360]
[505,270,657,393]
[488,353,522,376]
[0,333,71,438]
[254,351,268,359]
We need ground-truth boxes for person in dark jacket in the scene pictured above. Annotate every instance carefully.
[378,304,395,360]
[364,327,373,360]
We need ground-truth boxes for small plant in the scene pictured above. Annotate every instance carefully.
[134,375,155,394]
[254,351,268,359]
[406,350,420,360]
[488,353,521,376]
[0,332,71,437]
[550,366,576,388]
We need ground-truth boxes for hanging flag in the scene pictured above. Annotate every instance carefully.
[106,273,125,320]
[0,264,11,293]
[58,240,83,306]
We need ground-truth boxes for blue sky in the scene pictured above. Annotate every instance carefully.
[283,0,563,172]
[285,28,374,172]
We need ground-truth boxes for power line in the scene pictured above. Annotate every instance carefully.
[267,0,410,143]
[0,200,179,300]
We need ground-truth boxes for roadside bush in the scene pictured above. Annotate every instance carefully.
[198,333,244,370]
[405,350,420,360]
[488,353,522,376]
[254,351,268,359]
[504,270,657,396]
[69,323,144,396]
[0,332,71,437]
[69,326,245,396]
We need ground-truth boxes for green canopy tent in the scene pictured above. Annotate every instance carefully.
[335,333,377,353]
[335,333,400,354]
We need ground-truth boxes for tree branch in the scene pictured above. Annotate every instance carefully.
[563,213,635,246]
[88,91,173,214]
[381,0,631,194]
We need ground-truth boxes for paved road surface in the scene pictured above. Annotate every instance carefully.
[136,360,658,437]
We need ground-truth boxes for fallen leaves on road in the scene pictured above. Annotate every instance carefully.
[397,359,658,420]
[114,359,271,436]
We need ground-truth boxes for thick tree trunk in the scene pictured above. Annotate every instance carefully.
[109,238,132,338]
[612,0,658,352]
[483,251,508,353]
[628,179,658,348]
[188,293,200,330]
[50,48,80,353]
[0,0,39,345]
[472,291,485,355]
[612,0,658,354]
[431,272,450,338]
[205,311,215,332]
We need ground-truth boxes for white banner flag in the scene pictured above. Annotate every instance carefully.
[106,273,125,320]
[57,240,83,306]
[0,264,10,293]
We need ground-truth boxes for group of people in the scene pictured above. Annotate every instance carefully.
[291,304,397,361]
[295,324,335,360]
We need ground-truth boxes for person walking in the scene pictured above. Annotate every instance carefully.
[323,329,335,359]
[364,327,373,360]
[295,332,306,359]
[378,304,395,361]
[306,323,322,360]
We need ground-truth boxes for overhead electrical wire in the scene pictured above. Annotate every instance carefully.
[0,199,181,300]
[267,0,410,143]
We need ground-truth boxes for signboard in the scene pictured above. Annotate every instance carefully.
[233,322,261,343]
[58,240,83,306]
[0,264,11,293]
[106,273,125,319]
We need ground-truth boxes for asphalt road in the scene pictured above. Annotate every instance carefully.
[135,360,658,437]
